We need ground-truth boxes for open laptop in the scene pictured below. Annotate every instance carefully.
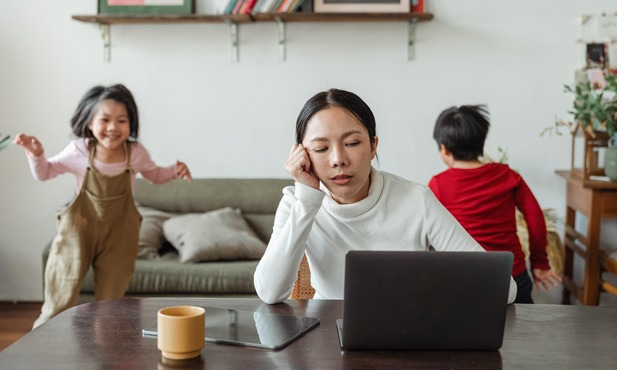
[336,250,513,351]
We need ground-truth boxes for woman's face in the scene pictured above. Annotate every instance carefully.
[302,106,378,204]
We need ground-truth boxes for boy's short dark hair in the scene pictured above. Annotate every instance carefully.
[433,105,490,161]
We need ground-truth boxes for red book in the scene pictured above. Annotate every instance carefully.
[242,0,258,14]
[411,0,424,13]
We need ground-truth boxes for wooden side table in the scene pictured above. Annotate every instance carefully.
[557,170,617,305]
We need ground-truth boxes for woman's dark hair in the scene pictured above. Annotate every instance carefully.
[295,88,377,145]
[433,105,490,161]
[70,84,139,141]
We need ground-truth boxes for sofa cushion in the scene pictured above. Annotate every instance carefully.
[133,178,293,242]
[163,207,267,263]
[137,205,175,260]
[79,249,259,295]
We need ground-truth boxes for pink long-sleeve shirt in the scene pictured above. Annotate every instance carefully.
[26,139,176,191]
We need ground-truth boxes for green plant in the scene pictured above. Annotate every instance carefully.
[481,146,510,164]
[563,74,617,137]
[0,133,10,152]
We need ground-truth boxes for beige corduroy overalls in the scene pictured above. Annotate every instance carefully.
[33,143,141,329]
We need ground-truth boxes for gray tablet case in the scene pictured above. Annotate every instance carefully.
[143,306,320,350]
[336,251,513,351]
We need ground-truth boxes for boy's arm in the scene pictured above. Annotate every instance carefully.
[514,179,550,271]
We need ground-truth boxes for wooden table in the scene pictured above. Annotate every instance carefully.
[556,170,617,305]
[1,298,616,369]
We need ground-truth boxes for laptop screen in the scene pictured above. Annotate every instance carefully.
[338,251,513,350]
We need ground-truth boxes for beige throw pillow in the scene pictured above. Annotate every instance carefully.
[163,207,267,263]
[137,205,175,260]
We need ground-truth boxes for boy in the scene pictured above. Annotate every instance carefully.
[428,105,561,303]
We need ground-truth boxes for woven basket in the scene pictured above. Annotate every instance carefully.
[289,254,316,299]
[516,209,564,276]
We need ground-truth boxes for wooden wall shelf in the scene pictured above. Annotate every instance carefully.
[71,12,433,62]
[72,14,253,25]
[72,12,432,24]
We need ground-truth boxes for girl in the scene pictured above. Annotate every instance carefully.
[253,88,517,305]
[14,84,192,329]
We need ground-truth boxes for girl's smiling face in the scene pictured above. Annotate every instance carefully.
[88,99,131,153]
[302,106,378,204]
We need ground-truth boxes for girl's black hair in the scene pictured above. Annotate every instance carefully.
[433,105,490,161]
[295,88,377,145]
[70,84,139,141]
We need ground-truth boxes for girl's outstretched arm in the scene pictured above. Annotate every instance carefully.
[13,133,44,157]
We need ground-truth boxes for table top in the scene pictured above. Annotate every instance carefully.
[2,298,616,369]
[556,169,617,189]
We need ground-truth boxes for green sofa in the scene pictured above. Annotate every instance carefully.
[42,178,292,300]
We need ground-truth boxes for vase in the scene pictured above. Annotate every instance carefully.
[605,135,617,181]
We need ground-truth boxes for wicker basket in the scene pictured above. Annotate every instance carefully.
[289,254,316,300]
[516,209,564,276]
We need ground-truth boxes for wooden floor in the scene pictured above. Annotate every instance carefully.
[0,302,42,351]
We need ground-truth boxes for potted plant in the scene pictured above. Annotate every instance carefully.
[544,74,617,181]
[564,73,617,138]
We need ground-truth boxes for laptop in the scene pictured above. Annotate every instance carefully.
[336,250,513,351]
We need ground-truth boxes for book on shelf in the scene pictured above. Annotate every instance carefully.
[412,0,424,13]
[285,0,304,13]
[240,0,258,14]
[276,0,293,13]
[224,0,238,14]
[250,0,304,14]
[271,0,285,12]
[251,0,266,14]
[258,0,280,13]
[232,0,245,14]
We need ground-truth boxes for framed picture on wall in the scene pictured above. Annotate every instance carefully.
[314,0,411,13]
[586,43,608,70]
[98,0,196,15]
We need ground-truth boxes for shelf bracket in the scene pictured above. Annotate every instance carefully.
[277,19,286,62]
[100,24,111,63]
[407,19,417,61]
[227,21,239,63]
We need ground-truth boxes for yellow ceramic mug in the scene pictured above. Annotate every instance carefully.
[157,306,205,360]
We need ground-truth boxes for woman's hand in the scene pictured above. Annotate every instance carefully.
[13,133,44,157]
[284,144,319,189]
[174,160,192,182]
[531,268,562,291]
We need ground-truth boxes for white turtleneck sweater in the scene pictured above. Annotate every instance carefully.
[254,168,517,304]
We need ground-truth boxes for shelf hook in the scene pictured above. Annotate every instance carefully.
[407,18,417,61]
[227,21,239,63]
[100,24,111,63]
[277,18,286,62]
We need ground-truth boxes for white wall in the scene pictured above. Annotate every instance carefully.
[0,0,615,302]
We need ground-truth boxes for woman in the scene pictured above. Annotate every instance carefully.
[254,88,517,304]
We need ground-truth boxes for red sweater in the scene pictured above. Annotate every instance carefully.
[428,163,549,276]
